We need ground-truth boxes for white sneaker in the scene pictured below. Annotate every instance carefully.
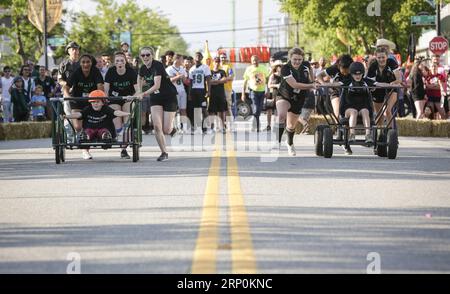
[286,142,296,156]
[116,131,123,142]
[194,128,203,135]
[82,150,93,160]
[206,129,213,135]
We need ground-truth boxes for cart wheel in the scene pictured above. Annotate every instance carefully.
[55,146,61,164]
[60,145,66,162]
[237,101,251,119]
[314,125,326,156]
[376,133,388,157]
[323,127,333,158]
[387,129,398,159]
[132,144,139,162]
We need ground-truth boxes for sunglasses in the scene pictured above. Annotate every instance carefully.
[141,54,151,57]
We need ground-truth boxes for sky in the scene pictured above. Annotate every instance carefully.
[65,0,287,53]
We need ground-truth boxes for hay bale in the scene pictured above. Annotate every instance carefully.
[396,118,432,137]
[431,120,450,137]
[0,121,52,140]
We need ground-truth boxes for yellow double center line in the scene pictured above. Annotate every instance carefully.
[191,133,256,274]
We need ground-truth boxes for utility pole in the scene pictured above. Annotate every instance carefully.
[258,0,263,44]
[232,0,236,48]
[43,0,48,70]
[436,0,441,36]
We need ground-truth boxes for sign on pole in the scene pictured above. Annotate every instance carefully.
[48,37,66,47]
[28,0,63,33]
[429,36,448,55]
[411,15,436,26]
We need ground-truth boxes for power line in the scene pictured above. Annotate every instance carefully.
[132,23,295,36]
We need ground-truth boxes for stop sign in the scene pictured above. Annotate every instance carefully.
[429,36,448,55]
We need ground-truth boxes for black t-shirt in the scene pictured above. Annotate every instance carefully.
[138,60,177,99]
[368,58,398,74]
[411,71,426,100]
[34,76,55,98]
[278,62,311,100]
[341,78,376,113]
[58,59,80,83]
[210,69,226,99]
[80,105,116,131]
[367,63,396,98]
[67,67,104,98]
[325,64,351,83]
[105,66,137,97]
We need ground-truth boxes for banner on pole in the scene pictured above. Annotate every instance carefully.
[28,0,63,33]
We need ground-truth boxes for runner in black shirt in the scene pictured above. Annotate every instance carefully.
[64,54,104,134]
[366,47,401,127]
[317,54,353,120]
[276,47,316,156]
[104,51,139,159]
[137,46,178,162]
[59,41,80,116]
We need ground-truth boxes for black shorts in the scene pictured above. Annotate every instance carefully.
[372,89,397,103]
[208,95,227,113]
[69,100,89,110]
[344,105,369,112]
[190,89,207,108]
[150,95,178,112]
[279,95,306,115]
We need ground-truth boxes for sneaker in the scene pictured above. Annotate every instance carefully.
[286,142,296,156]
[222,128,227,134]
[206,129,213,135]
[120,149,131,159]
[82,150,93,160]
[116,131,123,142]
[194,128,203,135]
[78,131,88,143]
[101,131,112,142]
[266,125,271,131]
[157,152,168,162]
[343,146,353,155]
[348,133,356,142]
[365,134,374,144]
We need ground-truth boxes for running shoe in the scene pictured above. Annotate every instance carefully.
[348,133,356,142]
[82,150,93,160]
[157,152,169,162]
[365,134,374,145]
[120,149,131,159]
[286,142,296,156]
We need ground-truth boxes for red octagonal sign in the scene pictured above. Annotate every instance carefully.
[429,36,448,55]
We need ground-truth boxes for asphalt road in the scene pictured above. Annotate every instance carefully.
[0,129,449,274]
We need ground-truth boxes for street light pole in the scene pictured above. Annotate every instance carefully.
[436,0,441,36]
[43,0,48,69]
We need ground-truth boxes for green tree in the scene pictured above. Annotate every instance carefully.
[66,0,188,59]
[0,0,42,67]
[0,0,66,69]
[280,0,436,60]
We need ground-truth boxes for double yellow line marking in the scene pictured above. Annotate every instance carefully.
[191,133,256,274]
